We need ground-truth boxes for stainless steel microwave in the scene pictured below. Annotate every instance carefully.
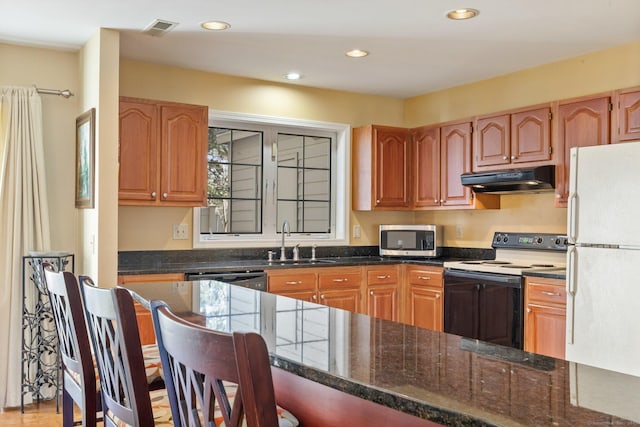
[379,224,443,258]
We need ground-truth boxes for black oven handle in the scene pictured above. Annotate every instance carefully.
[444,269,522,287]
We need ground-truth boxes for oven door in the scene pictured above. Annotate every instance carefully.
[444,269,523,349]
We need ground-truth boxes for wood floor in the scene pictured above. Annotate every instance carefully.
[0,400,62,426]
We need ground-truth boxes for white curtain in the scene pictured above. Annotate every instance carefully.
[0,86,51,408]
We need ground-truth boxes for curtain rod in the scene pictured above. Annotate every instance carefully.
[34,86,74,99]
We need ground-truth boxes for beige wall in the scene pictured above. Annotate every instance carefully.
[77,28,120,284]
[404,41,640,127]
[118,59,407,250]
[0,42,80,255]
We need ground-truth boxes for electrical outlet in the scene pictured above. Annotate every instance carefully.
[172,223,188,240]
[456,224,463,239]
[353,225,361,238]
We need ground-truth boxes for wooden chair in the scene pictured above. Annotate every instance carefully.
[151,300,299,427]
[80,283,172,427]
[42,263,101,427]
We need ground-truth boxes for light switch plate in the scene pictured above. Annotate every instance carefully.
[173,223,188,240]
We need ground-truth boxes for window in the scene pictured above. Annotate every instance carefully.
[194,111,349,248]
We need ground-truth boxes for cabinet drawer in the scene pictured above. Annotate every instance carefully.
[366,268,399,285]
[318,267,362,289]
[407,268,443,287]
[526,281,566,306]
[268,272,316,293]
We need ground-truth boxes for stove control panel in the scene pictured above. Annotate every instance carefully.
[492,232,568,251]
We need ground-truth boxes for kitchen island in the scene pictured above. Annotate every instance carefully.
[125,279,639,427]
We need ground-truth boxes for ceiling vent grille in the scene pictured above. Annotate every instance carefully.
[143,19,178,37]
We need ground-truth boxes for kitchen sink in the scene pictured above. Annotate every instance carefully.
[270,259,337,265]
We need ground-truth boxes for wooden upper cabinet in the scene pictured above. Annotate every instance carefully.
[554,96,611,207]
[474,114,511,168]
[614,88,640,143]
[119,97,208,206]
[352,125,410,210]
[473,106,551,171]
[118,100,158,202]
[411,126,441,208]
[440,121,473,207]
[511,107,551,164]
[160,104,208,204]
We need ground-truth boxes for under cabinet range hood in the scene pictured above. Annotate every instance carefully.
[460,165,555,194]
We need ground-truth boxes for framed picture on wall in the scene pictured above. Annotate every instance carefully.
[75,108,95,209]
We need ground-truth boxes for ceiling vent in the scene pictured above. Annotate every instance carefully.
[143,19,178,37]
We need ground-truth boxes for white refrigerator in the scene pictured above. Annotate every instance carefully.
[566,141,640,378]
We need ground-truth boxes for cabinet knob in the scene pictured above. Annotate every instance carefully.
[151,191,157,198]
[434,199,438,203]
[376,199,381,204]
[162,192,168,199]
[511,155,516,160]
[440,199,444,204]
[555,193,562,198]
[320,294,325,300]
[502,156,508,160]
[370,291,374,296]
[436,294,441,299]
[418,276,431,280]
[527,307,532,313]
[312,295,317,300]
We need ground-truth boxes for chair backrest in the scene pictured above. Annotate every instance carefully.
[151,300,280,427]
[42,264,98,424]
[80,279,154,427]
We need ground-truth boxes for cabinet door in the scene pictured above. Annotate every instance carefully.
[440,122,473,207]
[474,114,510,168]
[411,126,440,208]
[373,127,410,208]
[319,288,361,312]
[407,286,442,331]
[525,304,566,359]
[616,89,640,143]
[555,97,611,206]
[119,100,159,202]
[367,285,399,322]
[510,106,551,164]
[160,104,208,205]
[118,272,185,345]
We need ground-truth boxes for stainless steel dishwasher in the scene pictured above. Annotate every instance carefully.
[185,270,267,291]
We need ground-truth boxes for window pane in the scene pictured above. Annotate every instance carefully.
[277,167,298,200]
[230,200,261,233]
[277,201,299,233]
[206,127,263,234]
[303,202,330,233]
[304,169,330,201]
[277,134,303,167]
[304,136,330,169]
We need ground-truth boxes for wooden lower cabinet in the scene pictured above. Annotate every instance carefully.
[524,276,566,359]
[117,272,185,345]
[404,265,443,331]
[268,267,362,312]
[365,265,401,321]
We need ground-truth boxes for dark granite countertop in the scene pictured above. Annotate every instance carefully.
[118,246,494,275]
[523,267,566,280]
[125,280,639,427]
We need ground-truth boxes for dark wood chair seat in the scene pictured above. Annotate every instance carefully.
[151,300,299,427]
[43,264,101,426]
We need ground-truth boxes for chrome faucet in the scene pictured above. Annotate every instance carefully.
[280,220,290,261]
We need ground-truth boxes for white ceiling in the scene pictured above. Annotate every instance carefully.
[3,0,640,98]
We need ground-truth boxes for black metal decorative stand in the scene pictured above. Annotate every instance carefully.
[20,252,74,413]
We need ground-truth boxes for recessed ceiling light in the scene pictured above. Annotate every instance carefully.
[346,49,369,58]
[446,8,479,20]
[201,21,231,30]
[284,72,302,80]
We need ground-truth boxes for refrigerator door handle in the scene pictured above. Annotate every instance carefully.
[568,193,578,243]
[566,246,577,344]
